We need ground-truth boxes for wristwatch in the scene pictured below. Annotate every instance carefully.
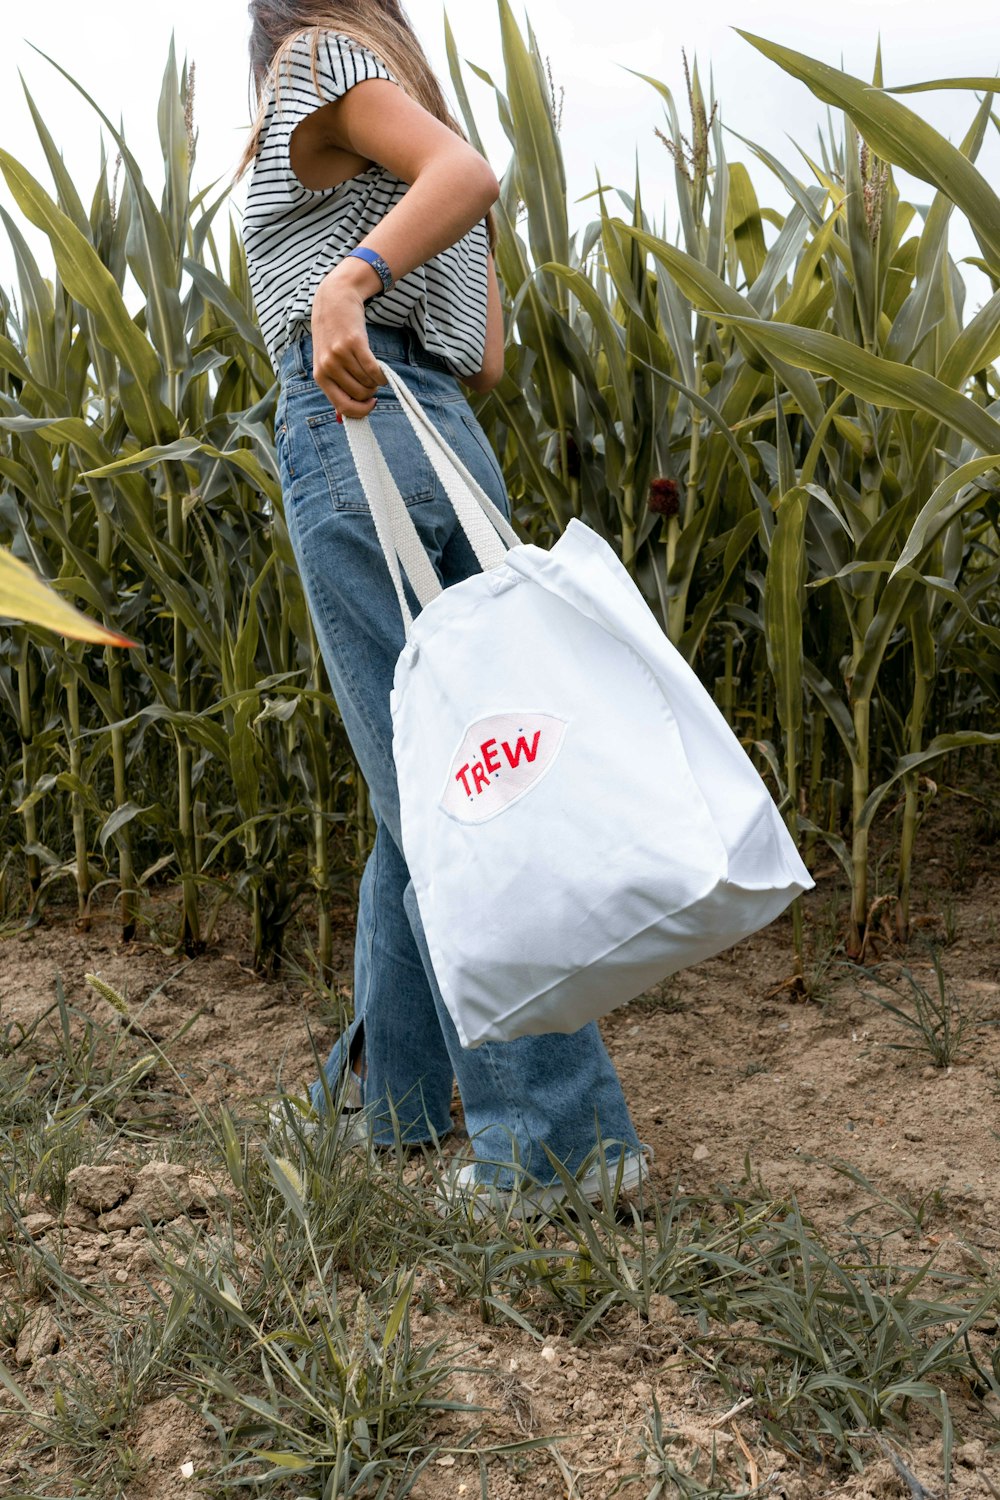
[346,246,395,304]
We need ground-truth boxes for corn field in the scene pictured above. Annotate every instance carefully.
[1,2,998,975]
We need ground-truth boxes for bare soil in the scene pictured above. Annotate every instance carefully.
[1,786,998,1499]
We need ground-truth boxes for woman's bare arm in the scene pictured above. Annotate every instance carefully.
[458,250,506,396]
[294,76,500,417]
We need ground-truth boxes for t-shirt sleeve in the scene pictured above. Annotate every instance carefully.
[272,29,398,130]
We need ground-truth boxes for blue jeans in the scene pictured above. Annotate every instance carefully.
[275,322,645,1189]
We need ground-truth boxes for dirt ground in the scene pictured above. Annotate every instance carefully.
[1,784,998,1499]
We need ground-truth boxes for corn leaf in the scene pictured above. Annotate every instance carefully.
[0,547,136,646]
[736,33,1000,269]
[709,314,1000,453]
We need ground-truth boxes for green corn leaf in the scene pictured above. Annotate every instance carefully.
[613,221,825,430]
[117,172,190,381]
[843,119,878,350]
[803,660,859,761]
[708,313,1000,453]
[0,148,174,445]
[443,9,489,157]
[19,76,91,237]
[0,207,57,390]
[249,1453,313,1472]
[727,125,829,228]
[0,547,136,646]
[886,76,1000,94]
[497,0,569,276]
[382,1271,415,1350]
[98,801,148,852]
[158,36,194,251]
[184,259,270,357]
[937,286,1000,388]
[859,732,1000,831]
[736,33,1000,269]
[749,193,823,316]
[892,455,1000,577]
[885,92,992,365]
[0,333,66,413]
[730,160,768,287]
[27,43,190,379]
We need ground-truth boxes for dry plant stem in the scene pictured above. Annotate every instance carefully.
[165,466,199,954]
[97,504,137,941]
[16,632,40,903]
[709,1397,755,1428]
[847,420,883,956]
[667,354,704,646]
[897,634,931,941]
[53,449,91,924]
[621,481,636,572]
[548,1446,587,1494]
[729,1419,760,1488]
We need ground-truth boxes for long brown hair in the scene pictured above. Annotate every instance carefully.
[235,1,497,253]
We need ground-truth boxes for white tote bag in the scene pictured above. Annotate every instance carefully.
[343,361,814,1049]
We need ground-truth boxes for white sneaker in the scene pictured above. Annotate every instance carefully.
[441,1148,653,1223]
[267,1071,366,1148]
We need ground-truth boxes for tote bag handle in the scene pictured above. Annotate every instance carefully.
[342,359,520,635]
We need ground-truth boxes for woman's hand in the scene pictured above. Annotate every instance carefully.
[310,260,387,419]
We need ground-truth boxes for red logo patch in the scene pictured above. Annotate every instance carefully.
[440,712,568,825]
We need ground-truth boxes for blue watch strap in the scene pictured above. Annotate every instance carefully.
[347,246,394,300]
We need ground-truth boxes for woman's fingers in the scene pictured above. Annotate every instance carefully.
[313,340,385,417]
[310,272,387,414]
[335,343,385,398]
[314,372,378,419]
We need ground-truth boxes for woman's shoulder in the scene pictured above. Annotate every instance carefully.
[258,27,397,122]
[277,26,394,74]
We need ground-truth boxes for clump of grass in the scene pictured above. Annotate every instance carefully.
[818,1157,950,1241]
[860,947,970,1067]
[741,1060,768,1078]
[0,977,169,1217]
[629,978,688,1015]
[613,1392,771,1497]
[168,1256,462,1493]
[418,1152,994,1475]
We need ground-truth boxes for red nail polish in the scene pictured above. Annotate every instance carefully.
[336,411,343,423]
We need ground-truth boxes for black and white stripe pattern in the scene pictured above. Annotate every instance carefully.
[241,30,489,378]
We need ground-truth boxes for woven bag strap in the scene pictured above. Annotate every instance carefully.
[341,359,518,634]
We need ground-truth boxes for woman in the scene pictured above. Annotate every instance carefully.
[237,0,651,1216]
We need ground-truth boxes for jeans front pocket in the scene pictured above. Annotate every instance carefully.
[305,396,438,513]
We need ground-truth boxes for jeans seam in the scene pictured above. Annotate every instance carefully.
[357,830,380,1101]
[477,1045,535,1182]
[314,591,389,757]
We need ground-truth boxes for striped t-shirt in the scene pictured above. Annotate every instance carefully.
[241,29,490,379]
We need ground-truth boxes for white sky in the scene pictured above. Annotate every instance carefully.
[1,1,999,314]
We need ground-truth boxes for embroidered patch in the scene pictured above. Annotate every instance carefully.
[440,712,568,825]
